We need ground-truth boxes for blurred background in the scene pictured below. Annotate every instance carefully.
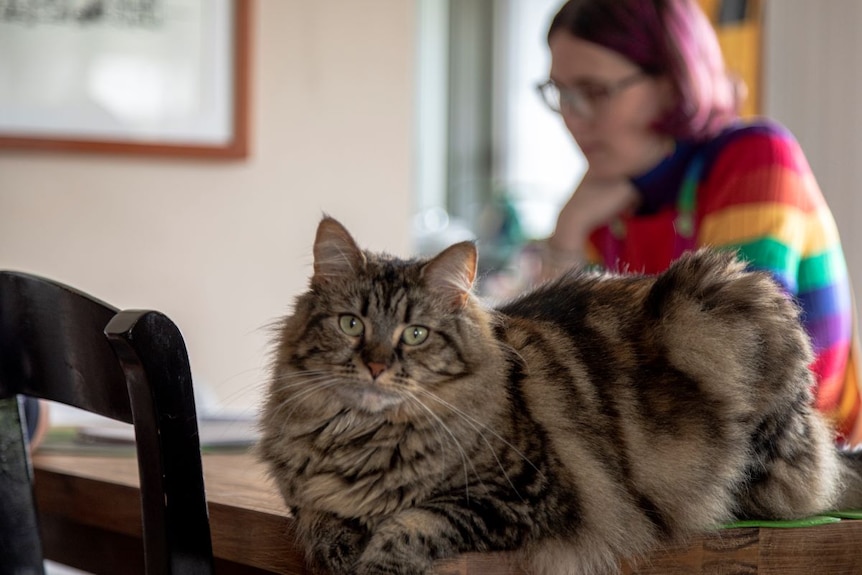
[0,0,860,420]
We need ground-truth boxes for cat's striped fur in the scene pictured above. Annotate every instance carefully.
[258,216,862,575]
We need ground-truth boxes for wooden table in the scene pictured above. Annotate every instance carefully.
[32,450,862,574]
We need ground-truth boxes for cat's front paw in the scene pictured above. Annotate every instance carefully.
[298,512,368,575]
[354,540,435,575]
[308,542,359,575]
[354,508,462,575]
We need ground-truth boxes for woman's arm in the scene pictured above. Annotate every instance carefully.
[543,172,639,277]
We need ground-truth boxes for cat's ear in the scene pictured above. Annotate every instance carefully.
[421,241,477,309]
[312,217,366,285]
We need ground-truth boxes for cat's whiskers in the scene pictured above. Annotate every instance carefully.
[268,370,335,393]
[416,388,546,501]
[496,340,530,376]
[266,372,336,413]
[272,377,344,436]
[399,393,451,484]
[276,384,343,440]
[275,376,338,408]
[402,391,484,502]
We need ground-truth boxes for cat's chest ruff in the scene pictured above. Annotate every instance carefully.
[289,413,446,517]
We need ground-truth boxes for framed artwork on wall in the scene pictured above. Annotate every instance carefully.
[0,0,251,159]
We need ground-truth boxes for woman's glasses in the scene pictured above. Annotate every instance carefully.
[536,72,647,119]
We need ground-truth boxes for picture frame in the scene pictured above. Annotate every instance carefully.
[0,0,251,159]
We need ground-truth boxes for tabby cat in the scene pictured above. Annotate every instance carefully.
[258,216,862,575]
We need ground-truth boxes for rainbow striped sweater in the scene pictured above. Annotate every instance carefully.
[586,120,859,443]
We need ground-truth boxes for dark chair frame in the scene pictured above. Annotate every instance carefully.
[0,271,214,575]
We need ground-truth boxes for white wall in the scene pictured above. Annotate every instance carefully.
[0,0,415,414]
[764,1,862,300]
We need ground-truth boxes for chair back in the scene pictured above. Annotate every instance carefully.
[0,271,214,575]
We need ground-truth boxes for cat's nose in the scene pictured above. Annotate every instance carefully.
[366,362,387,379]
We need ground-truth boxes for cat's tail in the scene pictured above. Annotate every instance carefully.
[836,449,862,510]
[647,248,795,321]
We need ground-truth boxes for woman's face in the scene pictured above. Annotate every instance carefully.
[548,31,674,180]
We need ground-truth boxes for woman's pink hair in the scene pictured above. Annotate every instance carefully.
[548,0,739,140]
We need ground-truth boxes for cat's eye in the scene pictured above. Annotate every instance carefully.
[338,314,364,337]
[401,325,429,346]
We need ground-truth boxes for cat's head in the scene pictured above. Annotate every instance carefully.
[271,216,503,420]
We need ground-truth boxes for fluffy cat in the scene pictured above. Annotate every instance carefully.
[257,216,862,575]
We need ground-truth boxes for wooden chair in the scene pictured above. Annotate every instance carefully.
[0,271,214,575]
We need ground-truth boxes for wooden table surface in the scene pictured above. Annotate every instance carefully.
[32,450,862,574]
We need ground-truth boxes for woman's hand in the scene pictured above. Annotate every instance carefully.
[550,174,640,254]
[525,174,639,282]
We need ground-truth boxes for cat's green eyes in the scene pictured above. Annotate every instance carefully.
[339,314,364,337]
[401,325,429,346]
[338,315,429,346]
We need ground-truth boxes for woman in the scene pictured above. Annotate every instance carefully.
[536,0,861,444]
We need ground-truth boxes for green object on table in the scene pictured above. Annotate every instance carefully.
[825,510,862,519]
[722,515,842,529]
